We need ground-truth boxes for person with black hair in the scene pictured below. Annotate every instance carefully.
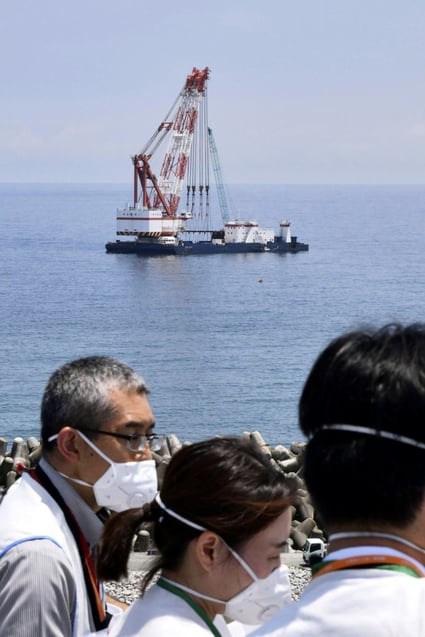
[96,436,296,636]
[253,323,425,636]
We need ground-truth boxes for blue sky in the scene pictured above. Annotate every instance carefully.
[1,0,424,183]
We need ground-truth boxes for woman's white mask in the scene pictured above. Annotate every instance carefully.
[156,494,292,625]
[163,553,291,625]
[221,555,292,624]
[52,430,158,512]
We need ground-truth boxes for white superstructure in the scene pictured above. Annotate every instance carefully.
[224,221,274,244]
[116,207,190,237]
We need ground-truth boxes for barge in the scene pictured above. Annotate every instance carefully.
[106,67,308,257]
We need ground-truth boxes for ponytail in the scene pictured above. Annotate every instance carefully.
[97,504,152,580]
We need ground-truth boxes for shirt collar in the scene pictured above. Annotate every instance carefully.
[324,544,425,576]
[39,457,104,548]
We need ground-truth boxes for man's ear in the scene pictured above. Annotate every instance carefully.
[55,427,84,463]
[195,532,227,573]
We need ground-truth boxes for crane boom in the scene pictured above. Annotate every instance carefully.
[132,67,209,216]
[208,127,230,224]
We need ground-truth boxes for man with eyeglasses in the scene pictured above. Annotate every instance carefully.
[0,355,164,637]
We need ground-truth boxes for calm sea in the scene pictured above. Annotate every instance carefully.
[1,183,425,447]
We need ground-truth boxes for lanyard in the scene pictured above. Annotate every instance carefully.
[312,554,423,578]
[157,577,223,637]
[29,466,109,630]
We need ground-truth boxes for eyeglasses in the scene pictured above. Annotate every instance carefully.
[78,427,166,452]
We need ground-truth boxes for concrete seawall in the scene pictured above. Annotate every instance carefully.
[0,431,327,553]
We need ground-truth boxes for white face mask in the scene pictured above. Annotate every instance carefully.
[222,554,292,624]
[164,549,291,625]
[155,495,292,625]
[53,430,158,512]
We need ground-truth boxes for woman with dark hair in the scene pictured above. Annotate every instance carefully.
[97,436,296,636]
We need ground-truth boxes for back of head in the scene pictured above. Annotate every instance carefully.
[40,355,147,450]
[156,436,293,546]
[299,323,425,529]
[97,436,295,583]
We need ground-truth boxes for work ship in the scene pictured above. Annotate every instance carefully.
[106,67,309,257]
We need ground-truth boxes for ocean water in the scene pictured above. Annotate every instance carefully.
[1,183,425,447]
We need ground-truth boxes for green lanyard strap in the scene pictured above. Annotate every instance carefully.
[157,577,223,637]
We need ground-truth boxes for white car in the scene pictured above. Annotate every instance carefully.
[303,538,327,565]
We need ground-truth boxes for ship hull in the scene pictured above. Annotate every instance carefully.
[105,238,309,256]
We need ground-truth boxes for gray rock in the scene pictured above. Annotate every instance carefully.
[0,432,327,547]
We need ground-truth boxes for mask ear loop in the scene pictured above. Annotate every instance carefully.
[223,542,258,581]
[155,493,206,531]
[154,493,258,581]
[48,430,115,487]
[74,430,113,464]
[48,429,112,463]
[318,424,425,450]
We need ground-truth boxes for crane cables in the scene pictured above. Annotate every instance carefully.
[186,88,210,230]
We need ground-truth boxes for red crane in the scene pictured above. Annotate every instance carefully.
[132,67,210,217]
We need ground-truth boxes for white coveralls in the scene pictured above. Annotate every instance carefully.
[106,579,236,637]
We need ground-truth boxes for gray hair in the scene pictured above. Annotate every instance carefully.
[40,356,147,447]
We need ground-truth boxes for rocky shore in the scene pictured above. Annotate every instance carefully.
[104,561,311,605]
[0,431,326,545]
[0,430,323,600]
[0,435,42,497]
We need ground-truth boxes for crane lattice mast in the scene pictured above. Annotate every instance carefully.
[132,67,210,217]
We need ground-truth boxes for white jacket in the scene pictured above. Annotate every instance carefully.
[106,582,234,637]
[0,472,92,637]
[251,554,425,636]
